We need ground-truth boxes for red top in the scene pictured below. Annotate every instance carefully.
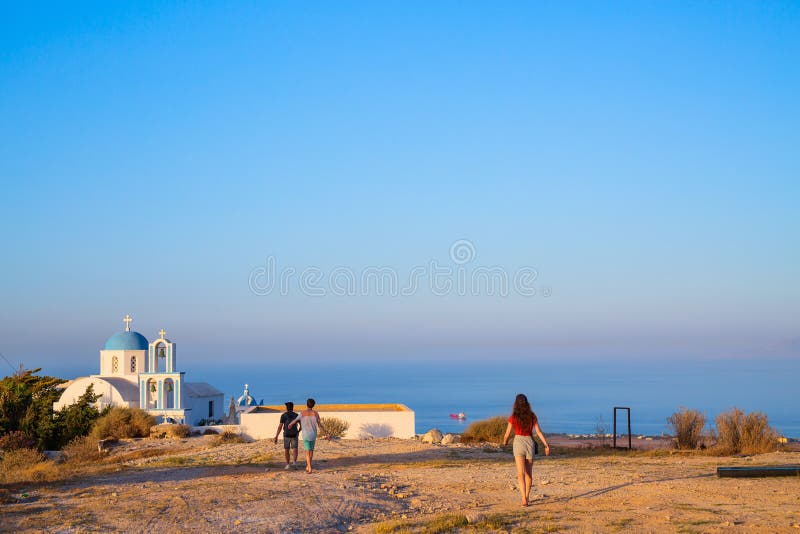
[508,414,536,436]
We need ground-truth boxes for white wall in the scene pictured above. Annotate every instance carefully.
[240,405,415,440]
[53,377,138,411]
[99,349,145,378]
[184,393,225,425]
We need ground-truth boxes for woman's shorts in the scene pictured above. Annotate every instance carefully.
[302,439,316,451]
[513,436,534,460]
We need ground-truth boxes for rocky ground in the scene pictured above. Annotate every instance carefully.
[2,435,799,532]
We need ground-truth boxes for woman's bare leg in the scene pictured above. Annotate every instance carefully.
[305,449,313,473]
[524,459,533,501]
[514,455,528,505]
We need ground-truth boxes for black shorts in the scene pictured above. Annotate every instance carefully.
[283,436,299,449]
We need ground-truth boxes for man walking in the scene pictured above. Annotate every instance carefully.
[274,401,300,470]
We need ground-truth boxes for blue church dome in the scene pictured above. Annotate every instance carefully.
[105,331,149,351]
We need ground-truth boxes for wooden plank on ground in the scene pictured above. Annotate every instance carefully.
[717,465,800,478]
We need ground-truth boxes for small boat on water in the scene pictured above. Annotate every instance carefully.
[449,412,467,420]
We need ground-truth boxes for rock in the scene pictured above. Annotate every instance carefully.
[441,433,460,445]
[421,429,443,444]
[465,512,486,524]
[410,498,422,507]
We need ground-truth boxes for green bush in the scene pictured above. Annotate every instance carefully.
[461,416,508,444]
[53,385,102,447]
[321,417,349,438]
[91,407,155,439]
[0,368,69,450]
[714,408,778,455]
[667,407,706,450]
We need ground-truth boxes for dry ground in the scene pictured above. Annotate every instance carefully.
[1,436,799,533]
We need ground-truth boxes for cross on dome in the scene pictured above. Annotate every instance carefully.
[123,314,133,332]
[159,329,166,339]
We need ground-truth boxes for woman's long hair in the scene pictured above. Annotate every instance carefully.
[512,393,535,429]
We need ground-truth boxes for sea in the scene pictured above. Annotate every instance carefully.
[45,358,798,438]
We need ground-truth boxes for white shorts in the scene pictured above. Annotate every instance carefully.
[513,435,534,460]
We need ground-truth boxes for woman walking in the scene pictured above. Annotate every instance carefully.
[502,393,550,506]
[288,398,330,473]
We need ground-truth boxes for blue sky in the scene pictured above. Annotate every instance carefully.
[1,2,798,367]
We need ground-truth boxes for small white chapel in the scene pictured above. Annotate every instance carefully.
[54,315,224,425]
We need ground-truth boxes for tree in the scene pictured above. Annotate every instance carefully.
[0,368,65,439]
[52,384,101,448]
[0,368,102,450]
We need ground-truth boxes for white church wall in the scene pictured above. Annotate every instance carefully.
[184,393,225,425]
[99,350,146,378]
[239,404,416,441]
[54,376,138,412]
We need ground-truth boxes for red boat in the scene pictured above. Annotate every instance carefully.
[449,412,466,420]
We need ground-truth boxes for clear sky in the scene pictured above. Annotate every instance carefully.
[1,1,798,367]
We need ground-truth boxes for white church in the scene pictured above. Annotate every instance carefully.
[55,315,224,425]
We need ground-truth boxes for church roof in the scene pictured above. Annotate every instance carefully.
[184,382,223,397]
[105,331,148,351]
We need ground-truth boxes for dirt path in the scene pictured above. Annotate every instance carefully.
[2,437,799,532]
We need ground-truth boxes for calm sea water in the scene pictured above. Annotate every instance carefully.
[46,358,798,438]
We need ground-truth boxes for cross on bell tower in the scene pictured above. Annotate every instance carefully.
[123,314,133,332]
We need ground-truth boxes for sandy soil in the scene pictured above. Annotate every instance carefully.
[2,436,799,533]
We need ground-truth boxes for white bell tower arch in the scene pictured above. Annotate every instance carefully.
[138,328,186,423]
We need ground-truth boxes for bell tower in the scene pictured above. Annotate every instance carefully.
[149,328,176,372]
[138,328,186,423]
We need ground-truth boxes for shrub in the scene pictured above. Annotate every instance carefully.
[213,430,247,446]
[714,408,778,455]
[667,407,706,450]
[62,436,101,464]
[461,416,508,444]
[321,417,349,439]
[0,447,45,472]
[168,424,191,438]
[150,423,192,439]
[0,368,66,450]
[91,407,155,439]
[0,430,36,452]
[202,428,219,435]
[52,384,101,448]
[595,416,609,447]
[0,448,56,483]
